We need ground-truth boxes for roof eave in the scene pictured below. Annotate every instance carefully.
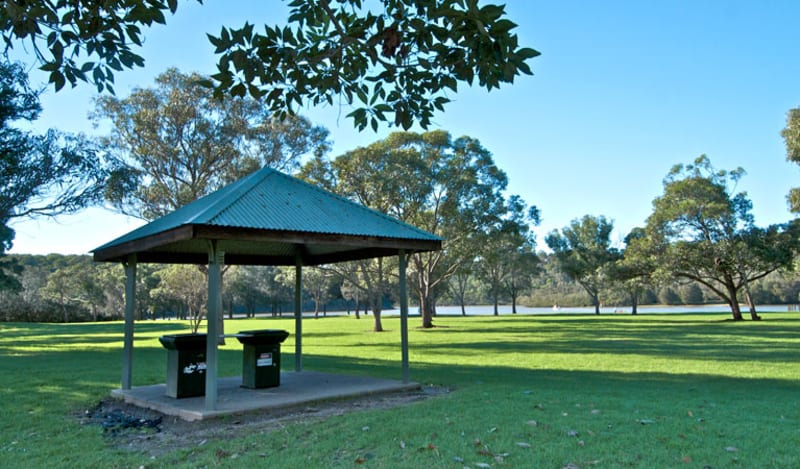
[92,225,196,262]
[92,223,442,265]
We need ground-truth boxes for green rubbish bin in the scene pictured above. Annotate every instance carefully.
[158,333,207,398]
[236,330,290,389]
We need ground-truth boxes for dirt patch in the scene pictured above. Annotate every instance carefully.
[79,385,450,457]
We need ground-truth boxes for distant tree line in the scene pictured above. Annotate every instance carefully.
[2,247,799,324]
[522,253,800,310]
[541,156,800,320]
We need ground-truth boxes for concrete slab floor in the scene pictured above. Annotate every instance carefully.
[111,371,420,422]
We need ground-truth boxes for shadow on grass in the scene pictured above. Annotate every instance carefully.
[3,343,798,437]
[418,316,800,362]
[296,353,800,397]
[0,323,193,350]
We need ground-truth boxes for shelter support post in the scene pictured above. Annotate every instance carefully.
[295,254,303,372]
[205,242,224,411]
[399,250,409,383]
[122,255,137,390]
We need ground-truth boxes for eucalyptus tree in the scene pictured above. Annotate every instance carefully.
[782,106,800,211]
[448,265,473,316]
[1,61,117,289]
[301,267,338,319]
[608,227,655,314]
[41,264,79,323]
[545,215,620,314]
[302,130,529,328]
[94,67,330,220]
[227,266,285,318]
[4,1,538,130]
[631,156,799,320]
[475,195,540,315]
[152,264,207,333]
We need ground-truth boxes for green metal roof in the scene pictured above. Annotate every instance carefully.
[92,167,442,266]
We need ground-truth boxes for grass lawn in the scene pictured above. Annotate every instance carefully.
[1,312,799,468]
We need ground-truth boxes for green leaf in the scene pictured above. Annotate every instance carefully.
[516,47,541,59]
[490,19,517,35]
[48,70,66,91]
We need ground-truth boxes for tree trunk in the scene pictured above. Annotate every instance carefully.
[592,293,600,314]
[371,294,384,331]
[188,302,198,333]
[630,291,638,315]
[456,272,469,317]
[729,300,744,320]
[725,283,744,320]
[511,291,518,314]
[420,292,434,328]
[745,290,760,320]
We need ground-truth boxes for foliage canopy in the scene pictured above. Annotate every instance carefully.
[1,60,117,289]
[629,155,799,320]
[545,214,620,314]
[782,106,800,212]
[93,67,330,220]
[3,0,539,130]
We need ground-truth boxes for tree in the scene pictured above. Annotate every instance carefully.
[608,227,656,314]
[504,243,540,314]
[545,215,620,314]
[40,265,76,322]
[152,264,207,333]
[94,67,330,220]
[448,264,473,316]
[1,60,116,289]
[781,106,800,212]
[340,276,364,318]
[475,195,539,315]
[3,1,538,130]
[302,267,337,319]
[227,266,283,318]
[632,155,799,320]
[301,130,531,328]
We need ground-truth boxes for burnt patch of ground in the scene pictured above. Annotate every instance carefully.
[79,385,450,457]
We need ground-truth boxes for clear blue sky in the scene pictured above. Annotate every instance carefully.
[8,0,800,255]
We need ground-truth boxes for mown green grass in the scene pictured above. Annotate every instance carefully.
[1,312,799,468]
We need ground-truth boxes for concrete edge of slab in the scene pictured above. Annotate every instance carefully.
[111,387,207,422]
[110,372,421,422]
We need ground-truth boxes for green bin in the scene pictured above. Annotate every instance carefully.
[158,333,207,398]
[236,330,290,389]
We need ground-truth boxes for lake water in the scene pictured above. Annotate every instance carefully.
[376,304,796,316]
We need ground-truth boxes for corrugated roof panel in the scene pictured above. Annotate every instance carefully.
[208,170,436,240]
